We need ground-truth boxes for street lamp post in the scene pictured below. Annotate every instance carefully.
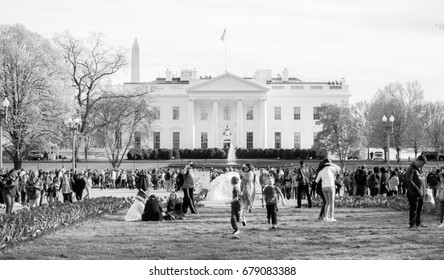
[0,98,10,170]
[382,115,394,170]
[66,116,81,173]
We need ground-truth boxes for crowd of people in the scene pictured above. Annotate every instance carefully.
[2,155,444,232]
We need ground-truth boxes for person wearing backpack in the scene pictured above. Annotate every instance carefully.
[181,162,198,214]
[354,165,368,197]
[261,170,285,229]
[296,160,313,208]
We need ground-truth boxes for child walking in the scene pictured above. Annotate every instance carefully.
[261,171,285,229]
[437,175,444,228]
[228,176,245,235]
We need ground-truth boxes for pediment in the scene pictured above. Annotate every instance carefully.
[187,72,269,93]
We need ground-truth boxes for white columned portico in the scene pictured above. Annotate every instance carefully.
[212,98,219,148]
[188,99,195,149]
[260,98,268,148]
[236,98,243,148]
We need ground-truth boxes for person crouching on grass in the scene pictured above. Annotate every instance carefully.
[261,171,285,229]
[227,176,246,235]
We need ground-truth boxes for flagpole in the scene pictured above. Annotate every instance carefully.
[225,26,227,73]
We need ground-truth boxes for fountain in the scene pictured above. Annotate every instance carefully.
[205,171,240,201]
[227,144,236,165]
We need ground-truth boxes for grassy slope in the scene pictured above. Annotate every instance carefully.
[1,204,443,260]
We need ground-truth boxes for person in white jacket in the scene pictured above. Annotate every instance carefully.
[315,159,341,222]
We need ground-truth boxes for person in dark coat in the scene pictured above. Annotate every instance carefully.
[405,154,428,229]
[74,172,86,201]
[0,170,19,213]
[142,195,164,221]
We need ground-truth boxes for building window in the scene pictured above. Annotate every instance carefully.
[223,106,231,121]
[310,85,323,90]
[200,108,208,121]
[313,132,318,143]
[153,132,160,149]
[173,132,180,149]
[246,132,253,149]
[201,132,208,149]
[294,132,301,149]
[246,107,253,120]
[329,85,342,90]
[313,107,320,120]
[152,106,160,120]
[271,86,284,90]
[275,132,281,149]
[274,106,281,120]
[134,132,141,150]
[294,106,301,120]
[173,106,180,120]
[291,85,304,90]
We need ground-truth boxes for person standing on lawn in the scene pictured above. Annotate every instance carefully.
[228,176,245,235]
[436,174,444,228]
[405,154,428,229]
[354,165,368,197]
[426,167,440,198]
[27,170,43,208]
[239,163,255,213]
[296,160,313,208]
[315,158,341,222]
[181,162,198,214]
[262,171,285,229]
[0,170,19,214]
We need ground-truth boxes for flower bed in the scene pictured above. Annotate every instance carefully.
[311,194,441,214]
[0,197,132,250]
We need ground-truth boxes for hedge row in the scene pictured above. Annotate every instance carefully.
[127,148,322,160]
[0,197,132,250]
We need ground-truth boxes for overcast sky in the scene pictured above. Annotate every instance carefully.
[1,0,444,102]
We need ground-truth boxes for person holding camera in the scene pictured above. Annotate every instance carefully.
[181,162,198,214]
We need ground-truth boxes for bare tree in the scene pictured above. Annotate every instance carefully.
[367,81,424,162]
[93,93,154,168]
[314,102,361,168]
[421,102,444,166]
[54,31,151,160]
[351,100,371,159]
[0,24,69,169]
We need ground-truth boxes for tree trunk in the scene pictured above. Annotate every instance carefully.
[84,145,88,161]
[396,148,401,164]
[13,159,22,170]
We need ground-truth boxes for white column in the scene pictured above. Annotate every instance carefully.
[261,98,268,148]
[188,99,195,149]
[212,98,219,148]
[236,98,243,148]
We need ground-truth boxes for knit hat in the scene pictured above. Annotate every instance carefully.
[417,154,427,163]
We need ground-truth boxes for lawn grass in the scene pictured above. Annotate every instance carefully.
[1,201,443,260]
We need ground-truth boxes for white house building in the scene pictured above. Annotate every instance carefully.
[118,39,351,150]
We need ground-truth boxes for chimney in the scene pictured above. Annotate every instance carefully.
[282,68,289,82]
[166,68,172,82]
